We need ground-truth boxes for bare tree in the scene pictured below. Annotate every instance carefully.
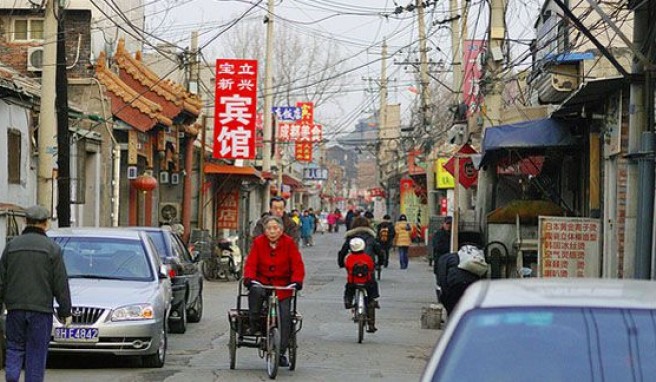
[220,21,346,109]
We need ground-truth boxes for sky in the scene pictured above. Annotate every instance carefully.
[143,0,542,141]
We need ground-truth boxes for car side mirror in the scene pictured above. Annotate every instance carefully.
[159,265,170,280]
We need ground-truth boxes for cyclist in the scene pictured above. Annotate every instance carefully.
[243,215,305,367]
[341,237,380,333]
[338,217,384,271]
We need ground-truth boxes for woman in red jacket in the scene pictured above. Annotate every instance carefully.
[243,215,305,367]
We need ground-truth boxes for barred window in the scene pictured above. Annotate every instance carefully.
[7,129,21,184]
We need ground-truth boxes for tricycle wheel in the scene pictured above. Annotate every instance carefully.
[229,328,237,369]
[266,327,280,379]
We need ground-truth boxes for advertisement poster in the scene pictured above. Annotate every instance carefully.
[538,216,601,277]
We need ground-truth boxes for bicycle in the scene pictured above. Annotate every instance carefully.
[352,283,370,343]
[227,280,302,379]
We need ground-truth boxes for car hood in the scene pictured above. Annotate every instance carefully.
[68,279,161,308]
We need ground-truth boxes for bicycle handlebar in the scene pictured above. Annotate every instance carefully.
[250,280,298,290]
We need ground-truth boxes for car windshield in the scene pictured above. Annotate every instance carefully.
[54,237,153,281]
[432,307,656,382]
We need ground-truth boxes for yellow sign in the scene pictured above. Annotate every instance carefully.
[435,158,455,189]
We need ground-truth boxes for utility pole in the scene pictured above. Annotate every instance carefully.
[38,0,59,217]
[182,31,199,243]
[474,0,506,240]
[262,0,275,209]
[417,0,436,219]
[378,39,388,189]
[55,3,70,227]
[449,0,462,251]
[626,3,650,278]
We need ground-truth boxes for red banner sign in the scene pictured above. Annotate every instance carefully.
[216,191,239,230]
[213,59,257,159]
[278,122,323,142]
[294,101,314,161]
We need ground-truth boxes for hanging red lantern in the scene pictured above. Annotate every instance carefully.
[132,174,158,192]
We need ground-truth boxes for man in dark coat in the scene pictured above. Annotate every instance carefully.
[338,217,384,268]
[0,205,72,382]
[376,214,396,268]
[438,245,487,315]
[432,217,452,300]
[252,196,300,242]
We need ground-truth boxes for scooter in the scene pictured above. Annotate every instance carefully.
[201,236,242,281]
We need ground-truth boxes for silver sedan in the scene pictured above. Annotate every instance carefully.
[49,228,172,368]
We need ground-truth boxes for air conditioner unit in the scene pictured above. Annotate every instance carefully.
[26,46,44,72]
[159,202,180,223]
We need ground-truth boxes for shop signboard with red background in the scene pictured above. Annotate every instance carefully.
[443,144,478,189]
[216,191,240,230]
[214,59,257,159]
[538,216,601,277]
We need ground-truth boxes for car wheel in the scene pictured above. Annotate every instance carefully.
[187,291,203,323]
[169,302,187,334]
[142,323,167,368]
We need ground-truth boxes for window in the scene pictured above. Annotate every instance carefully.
[7,129,21,184]
[13,19,44,41]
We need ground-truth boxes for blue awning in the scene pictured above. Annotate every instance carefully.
[479,118,576,166]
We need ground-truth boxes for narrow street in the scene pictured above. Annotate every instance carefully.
[25,231,440,381]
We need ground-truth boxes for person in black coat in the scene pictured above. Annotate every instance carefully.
[438,245,488,315]
[376,215,396,268]
[338,217,383,268]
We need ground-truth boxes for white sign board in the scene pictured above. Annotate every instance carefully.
[538,216,601,278]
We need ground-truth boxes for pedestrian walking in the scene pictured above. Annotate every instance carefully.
[393,214,412,269]
[376,214,396,268]
[300,210,315,247]
[252,196,300,243]
[432,217,452,301]
[0,205,72,382]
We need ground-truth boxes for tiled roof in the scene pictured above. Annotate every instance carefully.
[114,39,202,117]
[95,51,172,131]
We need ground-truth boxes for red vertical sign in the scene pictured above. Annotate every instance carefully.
[214,59,258,159]
[216,191,240,230]
[463,40,485,117]
[295,101,313,162]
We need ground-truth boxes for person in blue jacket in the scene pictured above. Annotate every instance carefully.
[300,210,315,247]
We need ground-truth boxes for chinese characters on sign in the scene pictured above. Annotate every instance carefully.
[216,191,240,230]
[272,106,302,121]
[302,167,328,180]
[277,123,323,142]
[435,158,455,189]
[213,59,257,159]
[294,101,315,162]
[538,216,601,278]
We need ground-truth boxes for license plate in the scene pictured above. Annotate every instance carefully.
[54,327,99,342]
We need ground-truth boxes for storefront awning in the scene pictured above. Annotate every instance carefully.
[204,163,262,180]
[552,76,626,116]
[479,118,576,166]
[261,172,305,190]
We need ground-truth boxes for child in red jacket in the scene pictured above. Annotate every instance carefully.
[342,237,380,332]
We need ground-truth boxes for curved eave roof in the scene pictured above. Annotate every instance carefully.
[95,52,172,130]
[114,39,202,117]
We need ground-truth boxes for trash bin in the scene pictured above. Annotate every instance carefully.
[421,304,443,330]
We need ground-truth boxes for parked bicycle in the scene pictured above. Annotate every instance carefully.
[228,281,302,379]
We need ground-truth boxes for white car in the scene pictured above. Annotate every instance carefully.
[421,278,656,382]
[49,228,172,368]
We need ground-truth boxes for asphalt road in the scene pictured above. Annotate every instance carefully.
[8,231,441,381]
